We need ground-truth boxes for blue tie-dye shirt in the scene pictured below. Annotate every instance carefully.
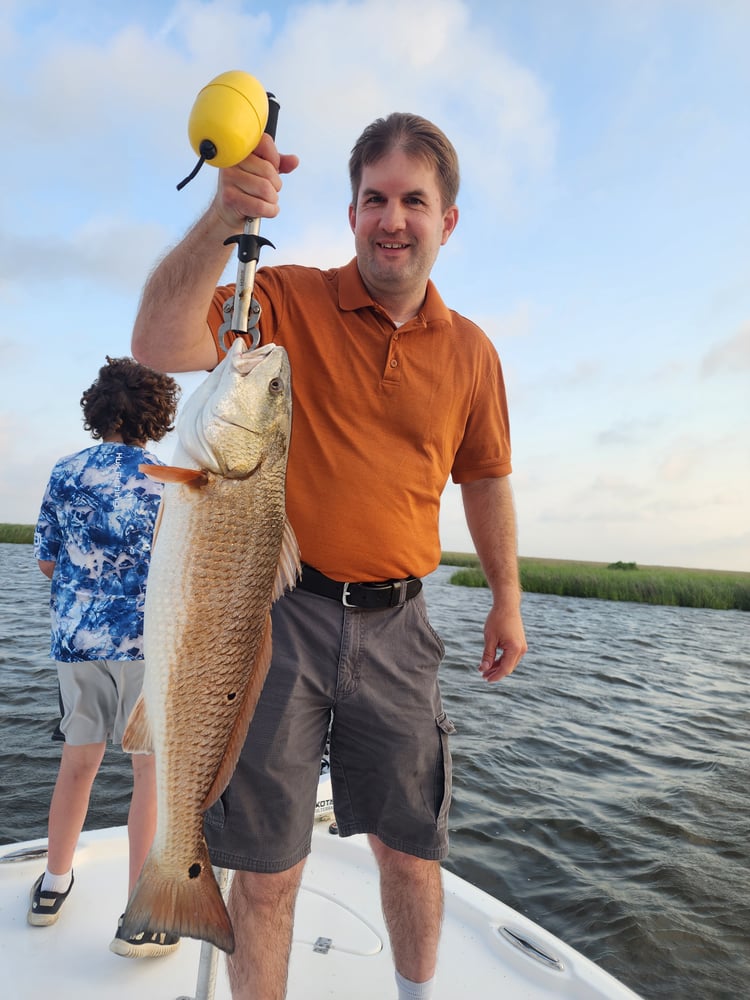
[34,443,165,662]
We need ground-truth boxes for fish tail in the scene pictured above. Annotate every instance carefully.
[121,840,235,953]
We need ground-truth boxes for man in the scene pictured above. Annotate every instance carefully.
[132,111,527,999]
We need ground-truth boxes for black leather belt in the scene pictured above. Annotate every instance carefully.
[298,564,422,609]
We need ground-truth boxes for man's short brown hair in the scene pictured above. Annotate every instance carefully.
[349,112,460,211]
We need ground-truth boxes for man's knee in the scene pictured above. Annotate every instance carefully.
[368,835,440,879]
[229,862,306,913]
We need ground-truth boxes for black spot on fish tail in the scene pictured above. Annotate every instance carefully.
[122,842,234,953]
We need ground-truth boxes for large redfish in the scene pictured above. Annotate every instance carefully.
[121,339,299,953]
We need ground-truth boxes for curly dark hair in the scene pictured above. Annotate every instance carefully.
[80,356,180,445]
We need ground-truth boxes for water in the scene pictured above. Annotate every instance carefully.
[1,542,748,999]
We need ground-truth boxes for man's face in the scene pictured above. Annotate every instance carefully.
[349,148,458,304]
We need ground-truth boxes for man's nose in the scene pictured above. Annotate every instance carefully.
[380,200,406,231]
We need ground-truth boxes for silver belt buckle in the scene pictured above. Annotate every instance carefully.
[341,582,356,608]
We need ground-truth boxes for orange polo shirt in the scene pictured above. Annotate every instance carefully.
[208,259,512,582]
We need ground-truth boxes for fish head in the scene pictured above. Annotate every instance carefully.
[175,340,292,478]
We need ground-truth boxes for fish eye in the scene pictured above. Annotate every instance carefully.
[269,377,283,394]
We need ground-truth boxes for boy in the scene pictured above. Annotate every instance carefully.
[30,356,180,959]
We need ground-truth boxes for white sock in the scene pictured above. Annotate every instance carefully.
[395,970,435,999]
[41,868,72,893]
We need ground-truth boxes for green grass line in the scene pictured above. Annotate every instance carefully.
[4,528,747,611]
[0,524,35,544]
[441,552,750,612]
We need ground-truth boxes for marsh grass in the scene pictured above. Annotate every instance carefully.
[442,553,750,612]
[0,524,34,544]
[3,531,746,611]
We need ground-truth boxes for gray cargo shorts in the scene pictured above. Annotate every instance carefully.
[56,659,146,746]
[204,584,455,872]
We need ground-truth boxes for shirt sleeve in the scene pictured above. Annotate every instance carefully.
[450,351,513,483]
[34,471,62,563]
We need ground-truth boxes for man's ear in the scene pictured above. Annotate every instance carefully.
[348,203,356,233]
[441,205,459,246]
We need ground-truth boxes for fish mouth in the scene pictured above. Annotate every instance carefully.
[214,414,262,435]
[231,341,281,376]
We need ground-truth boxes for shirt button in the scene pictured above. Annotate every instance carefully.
[389,359,398,368]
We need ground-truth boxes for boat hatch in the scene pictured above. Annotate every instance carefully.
[498,926,566,971]
[0,844,49,864]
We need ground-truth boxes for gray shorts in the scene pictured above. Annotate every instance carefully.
[56,659,146,746]
[204,586,455,872]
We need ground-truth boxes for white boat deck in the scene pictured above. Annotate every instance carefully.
[0,826,641,999]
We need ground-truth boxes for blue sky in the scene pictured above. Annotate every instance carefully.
[1,0,748,571]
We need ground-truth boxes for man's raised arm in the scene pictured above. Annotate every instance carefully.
[131,134,299,373]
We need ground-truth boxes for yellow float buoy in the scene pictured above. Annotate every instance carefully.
[187,70,270,168]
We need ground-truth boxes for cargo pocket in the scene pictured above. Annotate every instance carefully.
[434,711,456,828]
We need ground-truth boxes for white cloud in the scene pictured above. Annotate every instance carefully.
[0,219,170,290]
[596,416,663,447]
[479,302,537,342]
[701,323,750,375]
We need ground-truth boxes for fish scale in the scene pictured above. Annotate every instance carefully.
[120,340,300,953]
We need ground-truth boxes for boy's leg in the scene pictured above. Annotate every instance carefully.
[46,741,106,874]
[127,751,157,893]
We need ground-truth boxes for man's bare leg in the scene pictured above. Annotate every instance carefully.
[368,835,443,983]
[226,859,306,1000]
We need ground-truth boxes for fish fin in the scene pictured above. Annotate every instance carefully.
[201,614,274,811]
[121,838,234,953]
[139,463,209,486]
[272,517,302,602]
[121,695,153,754]
[151,497,164,543]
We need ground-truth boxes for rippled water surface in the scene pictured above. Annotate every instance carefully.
[1,542,748,999]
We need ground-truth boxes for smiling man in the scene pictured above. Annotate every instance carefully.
[349,147,458,320]
[132,111,526,1000]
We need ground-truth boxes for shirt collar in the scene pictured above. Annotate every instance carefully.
[337,258,453,327]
